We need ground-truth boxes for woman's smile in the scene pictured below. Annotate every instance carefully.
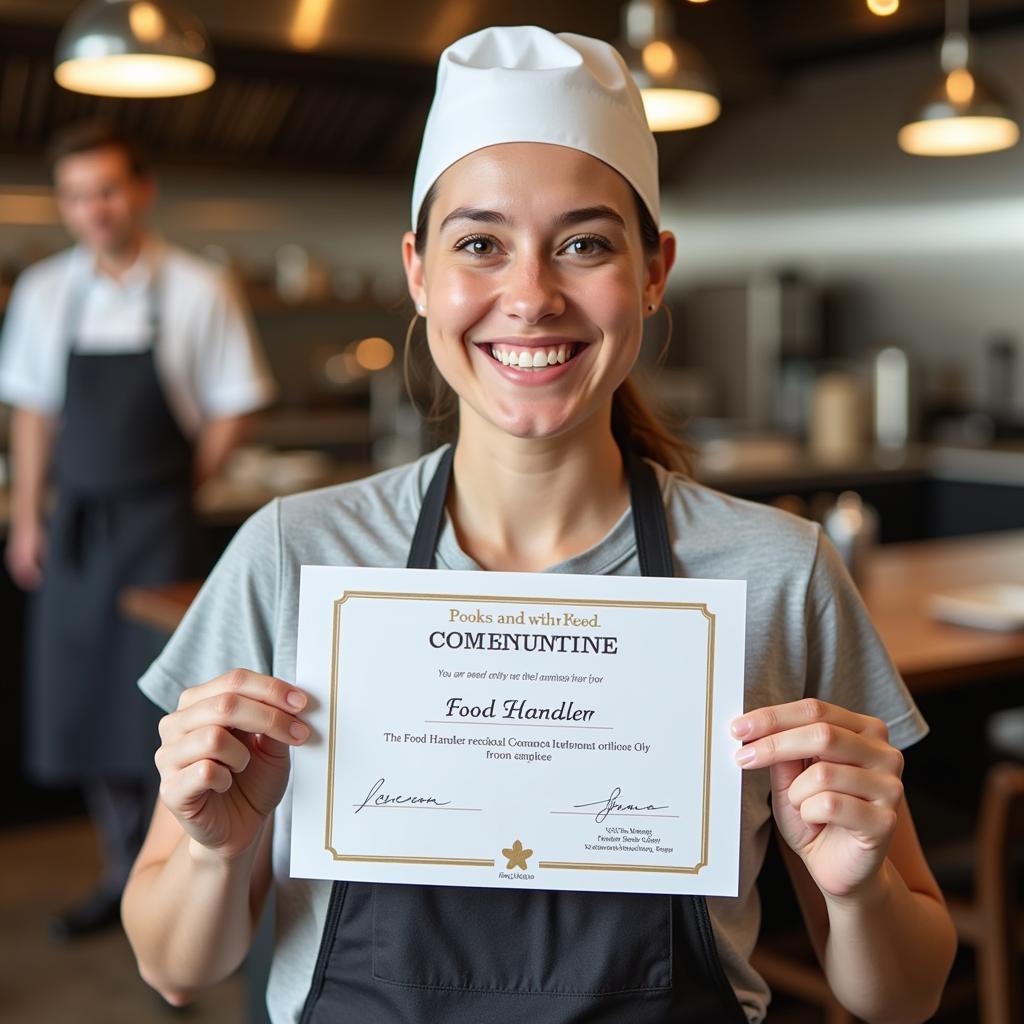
[473,337,589,384]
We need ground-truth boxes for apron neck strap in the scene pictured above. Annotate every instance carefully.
[63,258,162,351]
[406,443,673,577]
[406,445,456,570]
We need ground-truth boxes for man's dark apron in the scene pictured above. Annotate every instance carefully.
[27,273,197,783]
[299,445,749,1022]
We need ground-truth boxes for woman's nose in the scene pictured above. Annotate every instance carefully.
[498,257,565,324]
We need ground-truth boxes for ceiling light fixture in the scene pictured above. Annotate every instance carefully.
[897,0,1019,156]
[290,0,334,51]
[867,0,900,15]
[620,0,720,132]
[54,0,215,98]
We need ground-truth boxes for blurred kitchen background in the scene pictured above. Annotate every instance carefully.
[2,1,1024,1022]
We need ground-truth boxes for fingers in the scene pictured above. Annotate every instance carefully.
[797,790,898,841]
[160,669,309,748]
[786,761,904,814]
[162,694,307,748]
[160,759,234,809]
[176,668,306,715]
[732,698,888,744]
[155,725,253,775]
[735,720,902,773]
[731,699,900,774]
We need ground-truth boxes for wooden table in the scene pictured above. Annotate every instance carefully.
[120,580,203,635]
[862,530,1024,693]
[120,530,1024,694]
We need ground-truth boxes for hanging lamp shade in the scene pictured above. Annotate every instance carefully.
[54,0,215,98]
[620,0,720,132]
[898,26,1019,156]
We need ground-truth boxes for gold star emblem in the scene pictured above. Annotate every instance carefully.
[502,838,533,870]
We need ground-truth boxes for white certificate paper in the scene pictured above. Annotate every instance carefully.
[290,567,746,896]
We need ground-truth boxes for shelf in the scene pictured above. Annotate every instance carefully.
[244,284,395,316]
[0,282,397,318]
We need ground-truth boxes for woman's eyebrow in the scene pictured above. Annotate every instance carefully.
[556,206,626,229]
[437,205,627,232]
[438,207,509,230]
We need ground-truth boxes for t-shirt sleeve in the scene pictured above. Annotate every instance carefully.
[0,268,65,414]
[138,499,281,713]
[804,527,928,750]
[189,269,277,420]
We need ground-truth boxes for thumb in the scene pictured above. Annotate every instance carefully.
[253,733,292,761]
[769,758,807,812]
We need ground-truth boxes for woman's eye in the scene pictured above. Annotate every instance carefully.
[563,236,608,256]
[455,235,499,256]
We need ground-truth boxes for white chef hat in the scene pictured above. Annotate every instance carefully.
[411,25,659,229]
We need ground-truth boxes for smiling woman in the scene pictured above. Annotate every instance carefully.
[121,24,955,1024]
[405,145,669,449]
[407,147,686,477]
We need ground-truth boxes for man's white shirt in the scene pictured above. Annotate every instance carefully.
[0,238,277,435]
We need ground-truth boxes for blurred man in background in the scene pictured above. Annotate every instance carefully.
[0,121,276,939]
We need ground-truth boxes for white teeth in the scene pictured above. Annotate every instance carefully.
[489,344,578,369]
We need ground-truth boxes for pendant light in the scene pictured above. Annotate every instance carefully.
[897,0,1018,156]
[55,0,215,98]
[620,0,720,132]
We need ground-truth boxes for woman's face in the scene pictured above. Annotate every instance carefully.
[403,143,675,443]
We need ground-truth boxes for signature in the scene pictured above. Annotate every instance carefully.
[573,786,669,823]
[355,777,452,814]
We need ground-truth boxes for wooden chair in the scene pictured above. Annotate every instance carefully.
[753,763,1024,1023]
[944,761,1024,1024]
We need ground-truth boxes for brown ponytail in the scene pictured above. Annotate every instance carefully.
[611,375,692,476]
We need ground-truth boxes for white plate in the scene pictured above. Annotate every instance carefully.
[929,583,1024,631]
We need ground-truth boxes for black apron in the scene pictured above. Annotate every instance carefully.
[27,272,197,783]
[299,445,748,1023]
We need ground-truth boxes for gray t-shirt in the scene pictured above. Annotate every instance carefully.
[139,446,927,1024]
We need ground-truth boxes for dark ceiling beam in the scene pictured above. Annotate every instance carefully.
[747,0,1024,73]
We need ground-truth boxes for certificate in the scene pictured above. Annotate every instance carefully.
[290,567,746,896]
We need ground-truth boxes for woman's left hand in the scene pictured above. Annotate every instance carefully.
[732,698,905,900]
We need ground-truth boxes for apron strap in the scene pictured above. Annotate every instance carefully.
[406,445,455,570]
[407,443,673,577]
[623,447,674,578]
[63,256,162,355]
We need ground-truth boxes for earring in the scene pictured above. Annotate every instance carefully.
[416,303,426,315]
[647,303,656,313]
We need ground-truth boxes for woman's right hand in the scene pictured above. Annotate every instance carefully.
[155,669,310,861]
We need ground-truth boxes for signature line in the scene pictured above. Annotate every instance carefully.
[351,804,482,811]
[549,811,680,818]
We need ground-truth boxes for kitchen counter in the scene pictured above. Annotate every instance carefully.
[2,442,1024,536]
[694,439,930,493]
[121,529,1024,695]
[0,459,376,535]
[695,438,1024,492]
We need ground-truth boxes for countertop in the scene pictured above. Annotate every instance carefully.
[121,530,1024,694]
[3,441,1024,533]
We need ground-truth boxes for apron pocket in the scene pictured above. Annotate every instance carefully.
[372,884,672,996]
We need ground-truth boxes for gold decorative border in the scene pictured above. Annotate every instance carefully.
[324,591,716,875]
